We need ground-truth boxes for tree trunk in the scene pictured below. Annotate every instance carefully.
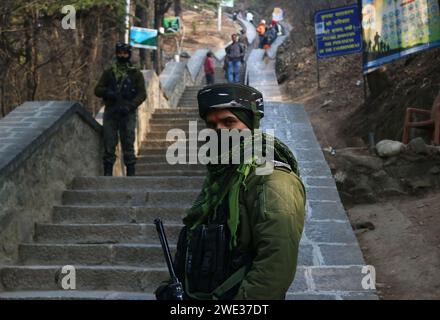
[154,0,173,74]
[174,0,182,16]
[135,0,152,69]
[24,11,38,101]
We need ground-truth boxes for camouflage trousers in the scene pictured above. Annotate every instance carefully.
[103,111,137,166]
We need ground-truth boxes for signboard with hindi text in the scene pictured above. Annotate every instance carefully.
[315,4,363,59]
[362,0,440,72]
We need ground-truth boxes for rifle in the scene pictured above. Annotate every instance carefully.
[154,218,184,300]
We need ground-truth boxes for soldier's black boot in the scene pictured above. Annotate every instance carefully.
[126,164,135,176]
[104,163,113,176]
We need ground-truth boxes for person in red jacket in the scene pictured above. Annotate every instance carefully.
[204,52,216,85]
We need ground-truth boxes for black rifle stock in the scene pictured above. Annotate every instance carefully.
[154,218,184,300]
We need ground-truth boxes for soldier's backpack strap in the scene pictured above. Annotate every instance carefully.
[185,264,249,300]
[211,265,248,300]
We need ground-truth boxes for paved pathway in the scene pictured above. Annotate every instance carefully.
[247,44,378,300]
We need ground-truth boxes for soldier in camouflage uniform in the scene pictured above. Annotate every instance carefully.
[95,43,146,176]
[156,84,306,300]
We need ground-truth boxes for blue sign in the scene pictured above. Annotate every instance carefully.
[130,27,158,50]
[315,4,363,59]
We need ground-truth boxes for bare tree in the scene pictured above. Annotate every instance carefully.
[174,0,182,17]
[154,0,173,73]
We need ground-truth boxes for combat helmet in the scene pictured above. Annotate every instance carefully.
[197,83,264,129]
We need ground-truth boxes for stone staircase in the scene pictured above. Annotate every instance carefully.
[0,60,276,300]
[0,90,208,300]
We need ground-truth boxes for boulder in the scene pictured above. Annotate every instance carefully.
[408,137,429,155]
[376,140,405,157]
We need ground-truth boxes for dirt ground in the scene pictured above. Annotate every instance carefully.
[279,38,440,301]
[279,46,366,149]
[347,191,440,299]
[163,9,241,56]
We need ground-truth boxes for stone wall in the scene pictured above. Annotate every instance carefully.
[135,71,169,155]
[159,49,208,108]
[186,49,209,85]
[0,102,102,265]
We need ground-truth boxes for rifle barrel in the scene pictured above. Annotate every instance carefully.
[154,218,178,282]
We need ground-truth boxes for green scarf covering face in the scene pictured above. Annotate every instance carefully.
[183,132,299,250]
[111,60,133,85]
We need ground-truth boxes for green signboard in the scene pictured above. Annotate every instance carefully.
[362,0,440,71]
[164,16,181,34]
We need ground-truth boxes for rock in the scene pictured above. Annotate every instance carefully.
[383,156,399,166]
[426,145,440,154]
[334,170,347,183]
[408,177,432,192]
[320,100,333,108]
[376,140,405,157]
[339,150,383,171]
[408,137,429,155]
[429,166,440,175]
[353,221,375,231]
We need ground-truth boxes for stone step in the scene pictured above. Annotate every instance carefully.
[136,156,212,168]
[145,131,171,140]
[179,104,197,109]
[61,190,199,206]
[0,266,168,292]
[0,290,155,300]
[136,154,169,163]
[138,147,201,156]
[52,205,188,224]
[137,155,207,165]
[151,113,199,120]
[178,102,198,108]
[149,124,206,131]
[34,223,183,244]
[149,119,204,125]
[71,176,204,191]
[137,163,206,173]
[137,169,207,176]
[178,97,198,102]
[18,244,177,268]
[145,131,211,141]
[141,140,207,150]
[154,108,198,114]
[180,87,204,93]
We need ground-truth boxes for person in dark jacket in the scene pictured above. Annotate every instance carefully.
[225,34,246,83]
[95,43,146,176]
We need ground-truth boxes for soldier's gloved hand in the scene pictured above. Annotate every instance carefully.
[118,105,131,116]
[104,89,118,101]
[155,282,184,300]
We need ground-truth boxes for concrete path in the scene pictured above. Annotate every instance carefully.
[247,46,378,300]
